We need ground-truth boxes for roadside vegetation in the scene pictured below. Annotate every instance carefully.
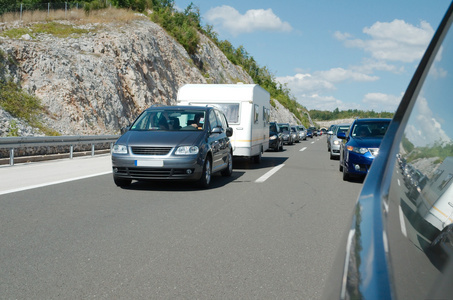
[1,0,389,131]
[0,81,59,136]
[309,108,394,121]
[403,135,452,164]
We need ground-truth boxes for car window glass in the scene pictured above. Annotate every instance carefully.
[336,126,349,134]
[215,110,228,129]
[388,17,453,299]
[209,110,218,129]
[130,110,205,131]
[351,122,389,137]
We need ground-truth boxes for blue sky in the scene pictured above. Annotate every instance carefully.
[174,0,451,112]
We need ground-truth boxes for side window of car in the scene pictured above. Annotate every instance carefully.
[215,110,228,129]
[209,110,219,129]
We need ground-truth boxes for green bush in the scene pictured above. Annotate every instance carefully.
[0,81,60,136]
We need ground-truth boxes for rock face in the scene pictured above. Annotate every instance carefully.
[0,17,299,136]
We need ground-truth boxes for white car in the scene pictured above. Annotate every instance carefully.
[328,123,350,159]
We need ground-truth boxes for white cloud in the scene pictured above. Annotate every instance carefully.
[316,68,379,83]
[205,5,292,36]
[405,97,451,147]
[362,92,402,112]
[277,68,381,111]
[335,19,434,63]
[352,58,404,74]
[297,94,348,111]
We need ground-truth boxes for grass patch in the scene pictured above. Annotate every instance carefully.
[31,22,89,38]
[0,8,146,27]
[0,81,60,136]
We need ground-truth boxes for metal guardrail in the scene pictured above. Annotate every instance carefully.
[0,135,119,166]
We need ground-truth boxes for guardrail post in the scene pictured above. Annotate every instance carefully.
[9,148,14,166]
[70,145,73,159]
[91,144,95,156]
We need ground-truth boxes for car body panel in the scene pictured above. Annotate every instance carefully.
[324,3,453,299]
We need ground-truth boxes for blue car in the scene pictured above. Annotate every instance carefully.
[338,118,391,181]
[325,3,453,299]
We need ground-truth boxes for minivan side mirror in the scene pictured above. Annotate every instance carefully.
[226,127,233,137]
[337,132,346,139]
[121,126,131,135]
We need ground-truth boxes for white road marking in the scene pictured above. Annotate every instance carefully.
[255,164,285,183]
[0,171,112,196]
[300,147,307,152]
[399,205,408,237]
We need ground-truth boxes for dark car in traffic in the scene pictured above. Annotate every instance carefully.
[111,105,233,188]
[324,3,453,299]
[269,122,283,151]
[338,118,391,181]
[290,125,300,143]
[277,123,293,145]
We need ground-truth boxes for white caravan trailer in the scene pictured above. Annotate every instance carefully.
[177,83,270,162]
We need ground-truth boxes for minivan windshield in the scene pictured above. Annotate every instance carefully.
[131,110,206,131]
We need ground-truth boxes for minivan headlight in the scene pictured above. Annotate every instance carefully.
[175,146,199,155]
[270,135,277,140]
[112,144,128,154]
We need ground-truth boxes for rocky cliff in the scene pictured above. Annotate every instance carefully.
[0,16,299,137]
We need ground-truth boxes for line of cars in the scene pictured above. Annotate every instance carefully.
[327,118,391,181]
[268,122,308,151]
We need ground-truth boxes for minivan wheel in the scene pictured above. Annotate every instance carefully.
[199,158,212,188]
[221,152,233,177]
[114,177,132,187]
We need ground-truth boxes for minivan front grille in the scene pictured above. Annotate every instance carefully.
[131,147,172,155]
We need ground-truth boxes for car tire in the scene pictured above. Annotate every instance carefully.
[198,158,212,188]
[339,159,343,172]
[114,177,132,187]
[330,152,334,160]
[221,152,233,177]
[342,163,350,181]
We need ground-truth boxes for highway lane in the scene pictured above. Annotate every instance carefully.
[0,136,363,299]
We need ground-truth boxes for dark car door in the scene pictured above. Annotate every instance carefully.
[207,109,224,171]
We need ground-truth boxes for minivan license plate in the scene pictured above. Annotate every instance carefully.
[135,160,163,167]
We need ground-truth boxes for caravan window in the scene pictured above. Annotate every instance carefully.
[201,103,239,124]
[254,104,259,124]
[263,107,270,124]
